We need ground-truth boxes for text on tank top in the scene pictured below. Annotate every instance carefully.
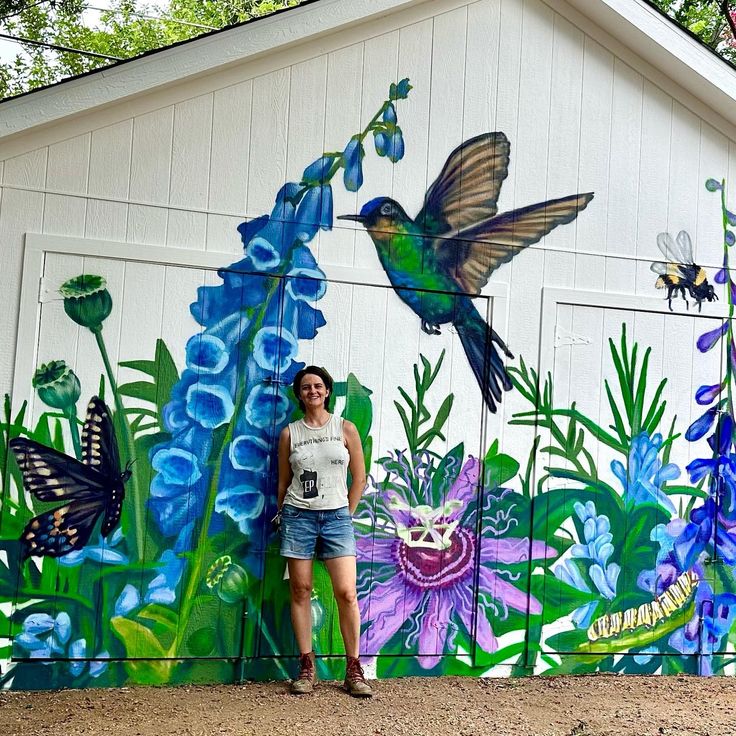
[285,415,349,509]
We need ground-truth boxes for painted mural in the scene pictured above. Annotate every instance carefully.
[1,77,735,689]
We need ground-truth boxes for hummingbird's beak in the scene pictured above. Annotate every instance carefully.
[337,214,366,223]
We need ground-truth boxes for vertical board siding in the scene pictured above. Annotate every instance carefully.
[320,44,364,267]
[6,0,736,687]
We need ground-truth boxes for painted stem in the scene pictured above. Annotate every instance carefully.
[92,327,145,561]
[66,412,82,460]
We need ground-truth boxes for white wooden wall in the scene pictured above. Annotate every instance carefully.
[0,0,734,476]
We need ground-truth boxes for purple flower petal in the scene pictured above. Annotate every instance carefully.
[696,383,724,405]
[356,536,396,565]
[685,407,718,442]
[697,323,728,353]
[360,577,422,655]
[447,457,479,510]
[417,591,452,669]
[481,536,555,564]
[479,566,536,613]
[715,268,728,284]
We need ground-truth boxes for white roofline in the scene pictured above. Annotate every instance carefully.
[0,0,422,140]
[563,0,736,126]
[1,0,736,144]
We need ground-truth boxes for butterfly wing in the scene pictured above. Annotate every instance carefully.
[80,396,126,536]
[416,133,510,236]
[435,192,594,294]
[20,499,104,558]
[10,437,107,503]
[81,396,120,478]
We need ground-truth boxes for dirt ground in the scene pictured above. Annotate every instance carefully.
[2,675,736,736]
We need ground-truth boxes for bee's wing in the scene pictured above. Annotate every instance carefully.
[676,230,695,264]
[650,261,685,277]
[656,231,694,264]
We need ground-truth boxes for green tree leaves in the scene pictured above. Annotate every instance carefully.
[0,0,300,98]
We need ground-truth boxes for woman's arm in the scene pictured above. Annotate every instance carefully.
[344,420,366,514]
[277,426,293,510]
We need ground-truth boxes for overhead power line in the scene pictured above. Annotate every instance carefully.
[86,5,218,30]
[0,32,122,59]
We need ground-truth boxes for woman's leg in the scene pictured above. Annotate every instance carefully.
[287,557,315,653]
[324,555,359,657]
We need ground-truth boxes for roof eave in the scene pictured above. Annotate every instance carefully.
[0,0,422,141]
[564,0,736,127]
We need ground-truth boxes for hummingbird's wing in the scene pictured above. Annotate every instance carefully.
[416,133,510,235]
[435,192,594,294]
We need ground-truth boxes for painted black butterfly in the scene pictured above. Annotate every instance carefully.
[10,396,131,559]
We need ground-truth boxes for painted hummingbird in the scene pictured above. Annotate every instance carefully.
[338,132,593,412]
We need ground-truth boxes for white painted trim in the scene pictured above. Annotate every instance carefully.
[538,285,729,385]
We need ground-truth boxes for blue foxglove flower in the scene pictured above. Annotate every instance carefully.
[151,447,202,485]
[302,155,337,185]
[387,128,405,163]
[244,384,291,429]
[229,435,271,473]
[343,138,364,192]
[185,334,229,375]
[373,131,389,157]
[253,326,298,372]
[383,102,397,124]
[389,78,412,100]
[214,484,266,534]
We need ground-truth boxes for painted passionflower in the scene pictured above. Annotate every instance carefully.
[356,457,555,668]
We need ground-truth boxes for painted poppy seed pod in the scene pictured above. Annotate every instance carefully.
[60,274,113,331]
[32,360,81,413]
[205,555,249,604]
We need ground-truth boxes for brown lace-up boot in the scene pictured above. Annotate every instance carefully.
[344,656,373,697]
[291,651,316,694]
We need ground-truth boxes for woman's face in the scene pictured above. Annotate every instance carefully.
[299,373,329,410]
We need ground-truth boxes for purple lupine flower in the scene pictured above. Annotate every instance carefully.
[356,458,555,668]
[697,323,728,353]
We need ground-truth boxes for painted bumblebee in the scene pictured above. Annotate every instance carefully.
[650,230,717,311]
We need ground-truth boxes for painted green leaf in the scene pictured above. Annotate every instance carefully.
[483,449,520,489]
[137,603,179,632]
[117,380,157,405]
[430,442,464,505]
[111,616,167,658]
[187,626,216,657]
[530,573,599,625]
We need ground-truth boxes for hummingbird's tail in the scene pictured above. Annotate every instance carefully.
[455,306,513,413]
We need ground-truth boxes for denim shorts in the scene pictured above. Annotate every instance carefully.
[280,504,356,560]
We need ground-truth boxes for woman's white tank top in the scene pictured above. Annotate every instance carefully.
[284,415,350,510]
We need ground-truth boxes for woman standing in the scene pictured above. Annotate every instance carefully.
[277,365,372,697]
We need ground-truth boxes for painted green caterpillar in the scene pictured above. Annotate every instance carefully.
[587,570,699,642]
